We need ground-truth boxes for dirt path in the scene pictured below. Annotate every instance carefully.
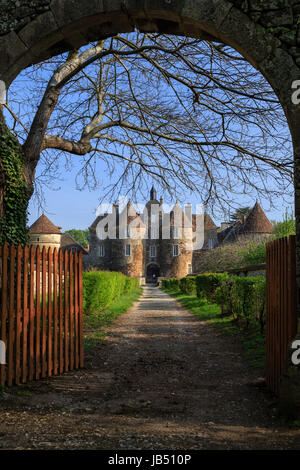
[0,286,300,450]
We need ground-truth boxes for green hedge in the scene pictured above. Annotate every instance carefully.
[83,271,139,314]
[180,276,196,295]
[162,273,266,332]
[215,276,266,332]
[195,273,229,302]
[161,278,181,291]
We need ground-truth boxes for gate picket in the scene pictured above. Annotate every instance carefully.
[0,244,84,387]
[266,235,298,394]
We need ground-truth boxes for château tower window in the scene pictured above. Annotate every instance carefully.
[99,244,105,257]
[173,245,179,256]
[125,244,131,256]
[150,246,156,258]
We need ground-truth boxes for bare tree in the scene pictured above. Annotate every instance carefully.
[1,32,293,241]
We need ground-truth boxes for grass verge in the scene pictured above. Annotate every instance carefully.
[162,287,265,371]
[84,286,142,350]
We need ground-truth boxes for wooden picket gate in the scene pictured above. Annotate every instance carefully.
[266,235,298,394]
[0,243,84,387]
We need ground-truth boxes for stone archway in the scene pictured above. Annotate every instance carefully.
[146,263,160,283]
[1,0,300,412]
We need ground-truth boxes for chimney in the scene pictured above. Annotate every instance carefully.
[221,222,228,231]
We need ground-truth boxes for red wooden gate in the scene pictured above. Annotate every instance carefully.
[0,243,84,386]
[266,235,298,394]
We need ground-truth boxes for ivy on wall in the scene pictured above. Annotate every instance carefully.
[0,122,30,245]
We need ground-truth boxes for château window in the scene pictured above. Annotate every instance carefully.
[125,244,131,256]
[173,227,179,238]
[173,245,179,256]
[127,226,131,238]
[188,263,192,274]
[150,246,156,258]
[99,244,105,257]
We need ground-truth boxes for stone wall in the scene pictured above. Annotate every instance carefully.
[0,1,51,36]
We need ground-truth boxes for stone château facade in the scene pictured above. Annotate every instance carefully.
[28,195,273,282]
[85,187,216,280]
[83,188,273,282]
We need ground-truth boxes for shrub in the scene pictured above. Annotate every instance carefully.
[161,278,181,291]
[195,273,229,302]
[163,272,266,333]
[237,240,266,265]
[83,271,139,314]
[215,275,266,331]
[179,276,196,295]
[273,209,295,238]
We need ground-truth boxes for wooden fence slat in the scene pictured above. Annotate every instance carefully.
[69,251,74,371]
[0,243,84,386]
[266,235,298,394]
[29,245,35,381]
[74,251,79,369]
[53,249,58,376]
[78,251,84,368]
[7,244,16,386]
[15,245,23,385]
[48,248,53,377]
[22,245,29,383]
[64,250,69,372]
[35,246,41,380]
[59,250,64,374]
[41,247,47,378]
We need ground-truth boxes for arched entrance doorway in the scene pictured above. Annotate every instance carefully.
[1,0,300,410]
[146,263,160,284]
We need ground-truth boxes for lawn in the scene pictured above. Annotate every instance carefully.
[162,287,265,371]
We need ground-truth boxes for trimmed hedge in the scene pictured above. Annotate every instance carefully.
[162,273,266,332]
[215,275,266,332]
[195,273,228,302]
[161,278,181,291]
[180,276,196,295]
[83,271,139,314]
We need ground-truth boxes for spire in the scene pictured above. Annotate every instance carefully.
[150,186,157,201]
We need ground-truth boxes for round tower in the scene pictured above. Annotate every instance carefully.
[159,201,193,278]
[29,214,62,250]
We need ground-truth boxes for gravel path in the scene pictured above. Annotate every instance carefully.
[0,286,300,450]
